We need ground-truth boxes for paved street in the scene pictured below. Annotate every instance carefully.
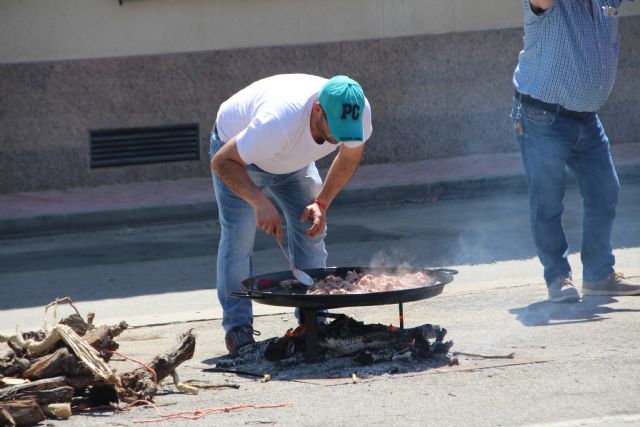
[1,183,639,425]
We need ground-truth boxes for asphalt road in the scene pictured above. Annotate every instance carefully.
[1,182,639,329]
[1,184,640,426]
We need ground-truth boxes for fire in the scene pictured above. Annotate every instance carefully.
[285,325,305,337]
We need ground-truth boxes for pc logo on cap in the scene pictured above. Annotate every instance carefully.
[318,75,365,143]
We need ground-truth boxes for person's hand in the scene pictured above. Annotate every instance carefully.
[254,199,282,242]
[300,200,327,238]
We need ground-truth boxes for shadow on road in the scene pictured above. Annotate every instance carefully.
[509,296,640,327]
[1,184,638,310]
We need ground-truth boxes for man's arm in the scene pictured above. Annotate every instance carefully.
[301,143,365,238]
[210,137,283,241]
[530,0,555,12]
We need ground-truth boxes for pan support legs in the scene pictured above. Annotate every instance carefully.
[302,308,319,363]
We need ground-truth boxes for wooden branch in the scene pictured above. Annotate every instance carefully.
[83,321,128,360]
[59,314,89,336]
[66,375,95,392]
[118,329,195,403]
[13,325,115,384]
[149,329,196,381]
[23,347,92,380]
[41,402,71,419]
[0,407,15,426]
[0,400,45,426]
[34,387,74,405]
[43,297,82,333]
[171,370,199,395]
[0,355,30,379]
[0,377,67,402]
[0,379,28,388]
[10,328,62,356]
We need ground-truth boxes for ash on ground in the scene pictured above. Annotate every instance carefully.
[207,315,453,380]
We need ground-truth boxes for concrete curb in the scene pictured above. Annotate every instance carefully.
[1,164,638,239]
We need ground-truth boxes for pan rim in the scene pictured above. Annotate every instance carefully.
[239,266,454,307]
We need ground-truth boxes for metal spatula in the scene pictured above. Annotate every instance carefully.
[276,240,314,287]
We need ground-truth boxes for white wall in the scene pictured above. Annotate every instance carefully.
[2,0,639,63]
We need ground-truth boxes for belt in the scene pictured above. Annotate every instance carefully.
[515,91,592,120]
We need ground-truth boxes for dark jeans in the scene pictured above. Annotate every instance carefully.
[510,97,619,284]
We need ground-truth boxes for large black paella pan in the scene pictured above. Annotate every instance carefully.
[232,266,457,310]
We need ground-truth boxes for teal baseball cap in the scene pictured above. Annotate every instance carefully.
[318,75,365,143]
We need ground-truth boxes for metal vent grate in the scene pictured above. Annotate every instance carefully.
[90,124,200,168]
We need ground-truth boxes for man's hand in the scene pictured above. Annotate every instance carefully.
[300,201,326,238]
[211,136,285,241]
[254,199,283,242]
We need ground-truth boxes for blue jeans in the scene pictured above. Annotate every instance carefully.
[209,131,327,334]
[510,97,619,284]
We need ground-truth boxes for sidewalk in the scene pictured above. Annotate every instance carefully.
[1,144,639,238]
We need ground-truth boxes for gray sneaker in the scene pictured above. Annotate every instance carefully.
[583,272,640,296]
[225,326,260,356]
[547,277,580,303]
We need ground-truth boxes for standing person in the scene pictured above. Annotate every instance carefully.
[210,74,372,354]
[511,0,640,303]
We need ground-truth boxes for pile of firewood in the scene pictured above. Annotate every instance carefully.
[0,298,196,426]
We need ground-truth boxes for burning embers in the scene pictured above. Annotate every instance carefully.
[220,315,452,368]
[225,268,457,377]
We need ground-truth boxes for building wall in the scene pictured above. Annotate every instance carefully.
[3,0,638,63]
[1,2,639,194]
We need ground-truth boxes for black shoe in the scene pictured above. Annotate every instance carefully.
[225,326,260,356]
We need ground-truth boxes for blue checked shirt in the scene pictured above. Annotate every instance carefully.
[513,0,629,112]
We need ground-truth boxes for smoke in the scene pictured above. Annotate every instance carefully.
[368,249,415,273]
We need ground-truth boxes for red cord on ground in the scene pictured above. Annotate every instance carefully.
[121,399,293,423]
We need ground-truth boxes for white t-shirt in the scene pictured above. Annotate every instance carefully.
[215,74,373,175]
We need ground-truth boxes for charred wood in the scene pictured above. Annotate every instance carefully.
[354,349,395,365]
[0,400,45,426]
[264,336,296,361]
[0,377,67,403]
[0,407,15,426]
[265,317,452,364]
[0,380,28,389]
[321,331,407,357]
[66,375,95,392]
[148,329,196,381]
[83,321,128,361]
[59,314,89,336]
[118,329,195,403]
[85,383,119,407]
[10,325,115,384]
[18,331,46,344]
[23,347,91,380]
[118,369,157,403]
[33,387,74,405]
[0,353,30,379]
